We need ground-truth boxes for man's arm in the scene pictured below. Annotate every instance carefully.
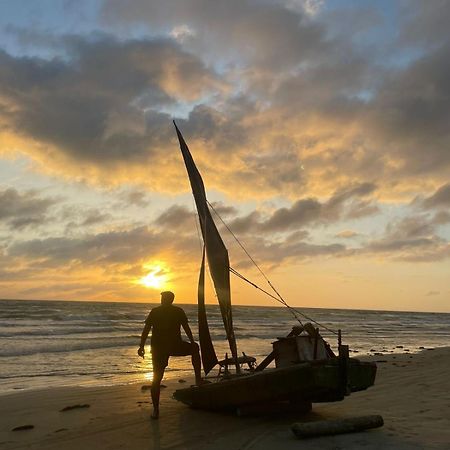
[138,322,151,357]
[182,322,195,344]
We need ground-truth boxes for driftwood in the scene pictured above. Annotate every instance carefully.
[292,415,384,439]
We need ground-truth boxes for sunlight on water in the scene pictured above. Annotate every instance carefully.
[144,372,153,381]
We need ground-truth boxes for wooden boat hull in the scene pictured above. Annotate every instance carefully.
[173,358,376,410]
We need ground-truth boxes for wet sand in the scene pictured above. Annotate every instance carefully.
[0,347,449,449]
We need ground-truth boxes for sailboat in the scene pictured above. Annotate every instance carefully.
[172,122,376,412]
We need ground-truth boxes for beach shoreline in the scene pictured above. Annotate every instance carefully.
[1,347,449,449]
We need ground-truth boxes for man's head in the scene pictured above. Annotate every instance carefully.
[160,291,175,305]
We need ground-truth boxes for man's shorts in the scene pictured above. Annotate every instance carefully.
[151,341,197,372]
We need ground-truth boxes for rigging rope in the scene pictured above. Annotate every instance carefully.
[229,267,338,335]
[207,201,284,302]
[229,267,303,325]
[207,200,338,336]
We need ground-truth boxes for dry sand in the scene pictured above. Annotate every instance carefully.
[1,347,449,449]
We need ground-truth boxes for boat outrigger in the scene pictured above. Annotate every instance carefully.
[172,122,376,412]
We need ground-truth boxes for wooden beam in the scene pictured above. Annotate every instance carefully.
[292,415,384,439]
[255,326,302,372]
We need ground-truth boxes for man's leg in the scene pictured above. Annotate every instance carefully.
[151,352,167,420]
[151,368,164,419]
[172,341,205,386]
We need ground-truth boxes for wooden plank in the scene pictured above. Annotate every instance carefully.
[313,328,319,359]
[255,327,301,372]
[339,344,350,395]
[254,351,275,372]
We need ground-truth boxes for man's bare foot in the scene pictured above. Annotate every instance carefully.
[151,408,159,420]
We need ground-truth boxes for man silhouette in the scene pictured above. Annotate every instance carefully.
[138,291,202,419]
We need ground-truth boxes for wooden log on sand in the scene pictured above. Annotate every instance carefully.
[292,415,383,439]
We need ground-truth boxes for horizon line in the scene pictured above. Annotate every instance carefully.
[1,297,448,315]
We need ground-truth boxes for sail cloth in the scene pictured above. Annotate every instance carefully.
[174,121,239,369]
[197,245,218,374]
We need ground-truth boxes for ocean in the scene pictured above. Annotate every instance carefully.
[0,299,449,395]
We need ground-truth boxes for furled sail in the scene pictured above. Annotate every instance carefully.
[174,121,239,368]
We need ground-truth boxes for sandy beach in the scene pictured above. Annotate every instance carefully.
[1,347,449,450]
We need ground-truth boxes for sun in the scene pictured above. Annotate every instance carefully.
[141,271,163,289]
[138,265,168,289]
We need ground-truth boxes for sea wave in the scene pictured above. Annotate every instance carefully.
[0,326,138,338]
[0,336,137,357]
[0,369,146,380]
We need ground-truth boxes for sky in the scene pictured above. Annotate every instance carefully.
[0,0,449,312]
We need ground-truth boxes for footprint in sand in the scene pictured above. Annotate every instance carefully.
[11,425,34,431]
[60,404,90,412]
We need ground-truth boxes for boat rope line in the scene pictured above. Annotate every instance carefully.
[229,267,338,336]
[207,200,339,336]
[229,267,303,325]
[207,200,285,303]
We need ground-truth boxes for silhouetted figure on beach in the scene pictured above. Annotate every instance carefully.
[138,291,203,419]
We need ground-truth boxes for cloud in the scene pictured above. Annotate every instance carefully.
[58,205,114,231]
[432,210,450,226]
[360,234,450,263]
[80,210,112,227]
[209,201,238,218]
[261,198,321,232]
[203,182,380,237]
[345,200,379,219]
[0,188,58,230]
[0,34,225,181]
[115,189,151,208]
[362,213,450,262]
[228,211,262,235]
[242,237,346,267]
[367,236,437,253]
[154,205,195,232]
[260,182,377,232]
[101,0,328,70]
[398,0,450,48]
[1,1,448,203]
[422,183,450,209]
[335,230,360,239]
[8,227,141,265]
[7,225,197,267]
[366,41,450,179]
[385,215,435,240]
